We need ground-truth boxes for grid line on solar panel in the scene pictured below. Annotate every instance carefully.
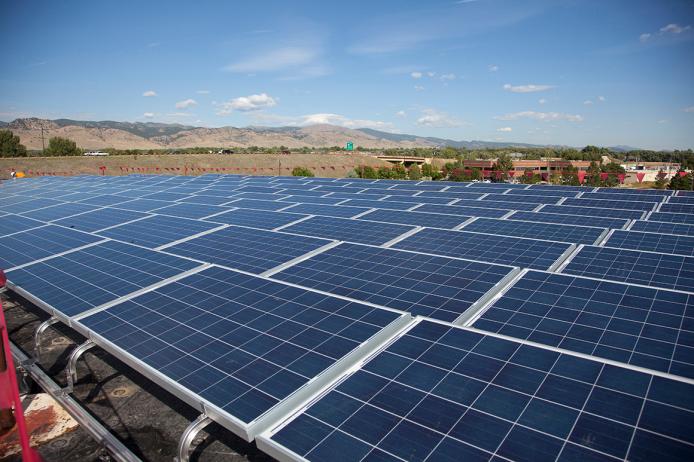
[669,196,694,204]
[76,194,137,206]
[336,199,418,211]
[279,203,371,219]
[472,270,694,379]
[97,214,223,249]
[7,240,202,318]
[203,209,309,230]
[562,197,657,212]
[631,220,694,237]
[112,198,174,212]
[165,225,334,274]
[52,208,151,233]
[646,212,694,225]
[150,202,232,220]
[18,202,100,222]
[0,198,65,214]
[263,318,694,462]
[0,225,104,270]
[225,198,297,211]
[561,245,694,293]
[412,204,510,218]
[481,193,563,204]
[280,216,417,246]
[78,266,406,436]
[393,228,573,270]
[461,217,607,245]
[379,195,455,205]
[272,242,517,322]
[0,214,47,237]
[540,204,646,220]
[507,210,629,230]
[449,199,540,211]
[582,192,670,202]
[356,209,470,230]
[660,203,694,214]
[278,196,346,205]
[605,230,694,257]
[596,187,673,195]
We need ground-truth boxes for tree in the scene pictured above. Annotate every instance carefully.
[408,164,422,180]
[668,170,693,190]
[560,164,580,186]
[492,153,514,182]
[0,130,27,157]
[391,164,407,179]
[292,166,314,177]
[44,137,81,156]
[654,170,668,189]
[377,166,393,179]
[421,163,442,180]
[355,165,378,179]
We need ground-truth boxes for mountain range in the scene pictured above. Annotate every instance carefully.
[0,118,635,151]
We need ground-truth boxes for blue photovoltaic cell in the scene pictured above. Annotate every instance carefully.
[416,191,485,200]
[631,220,694,237]
[205,209,307,230]
[0,198,65,214]
[166,226,332,274]
[79,266,403,425]
[528,184,587,192]
[380,195,453,205]
[451,199,539,212]
[473,270,694,378]
[0,214,46,236]
[540,204,645,220]
[76,194,134,207]
[52,208,150,233]
[582,192,668,202]
[390,183,447,191]
[562,246,694,293]
[273,242,515,322]
[481,193,562,204]
[462,218,605,245]
[328,192,387,201]
[414,204,509,218]
[19,202,98,222]
[98,214,221,248]
[647,212,694,225]
[507,211,628,230]
[142,192,192,202]
[278,196,346,205]
[596,187,672,196]
[508,189,580,198]
[113,199,173,212]
[229,192,288,201]
[226,198,295,211]
[669,196,694,204]
[605,230,694,257]
[281,216,415,246]
[660,203,694,214]
[8,240,200,317]
[562,197,657,212]
[394,229,572,270]
[358,209,469,230]
[337,199,417,211]
[281,203,371,218]
[0,225,103,269]
[152,202,231,219]
[268,320,694,462]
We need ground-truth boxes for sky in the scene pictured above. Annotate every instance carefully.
[1,0,693,150]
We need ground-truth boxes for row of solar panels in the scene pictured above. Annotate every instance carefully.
[1,174,693,462]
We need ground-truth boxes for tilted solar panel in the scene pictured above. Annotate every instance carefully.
[540,204,645,220]
[0,214,46,236]
[413,204,510,218]
[605,230,694,256]
[280,216,416,246]
[660,203,694,214]
[337,199,417,210]
[647,212,694,225]
[19,202,99,222]
[52,208,150,233]
[461,217,606,245]
[562,197,657,212]
[280,203,371,218]
[506,210,629,230]
[357,209,469,230]
[151,202,231,220]
[631,220,694,237]
[205,209,308,230]
[97,214,222,249]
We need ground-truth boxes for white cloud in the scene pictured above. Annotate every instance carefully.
[584,100,594,105]
[488,64,499,72]
[660,23,691,34]
[395,110,407,117]
[496,127,512,132]
[225,47,318,73]
[495,111,583,122]
[251,112,394,130]
[411,71,423,79]
[167,112,194,117]
[414,85,425,91]
[683,106,694,113]
[658,119,668,124]
[416,109,463,128]
[216,93,277,115]
[196,90,210,94]
[175,99,197,109]
[440,73,456,81]
[503,84,554,93]
[538,98,547,105]
[597,95,606,102]
[639,33,651,42]
[143,112,155,118]
[142,90,157,97]
[427,71,436,77]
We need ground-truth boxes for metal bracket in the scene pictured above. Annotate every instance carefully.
[176,414,212,462]
[66,339,96,391]
[34,316,60,362]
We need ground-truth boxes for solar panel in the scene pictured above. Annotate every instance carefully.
[78,266,407,439]
[337,199,417,211]
[596,187,673,196]
[76,194,133,206]
[473,270,694,378]
[19,202,99,222]
[507,189,579,198]
[561,246,694,293]
[416,191,485,200]
[52,208,150,233]
[177,194,236,206]
[562,197,657,212]
[261,319,694,462]
[660,203,694,214]
[280,216,416,246]
[230,192,290,201]
[631,220,694,237]
[7,240,201,318]
[151,202,231,219]
[390,183,447,191]
[413,204,510,218]
[0,198,65,214]
[141,191,192,202]
[205,209,308,230]
[328,192,387,201]
[0,214,46,236]
[647,212,694,225]
[380,195,454,205]
[272,242,517,322]
[278,196,347,205]
[669,196,694,204]
[0,225,103,269]
[226,198,295,211]
[113,198,173,212]
[604,230,694,257]
[97,214,222,248]
[481,193,562,204]
[393,229,573,270]
[451,199,539,211]
[280,203,371,218]
[582,192,668,202]
[540,204,645,220]
[165,226,333,274]
[506,211,629,230]
[461,218,606,245]
[357,209,469,230]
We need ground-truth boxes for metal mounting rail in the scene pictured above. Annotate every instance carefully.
[34,316,60,361]
[66,339,96,391]
[10,341,142,462]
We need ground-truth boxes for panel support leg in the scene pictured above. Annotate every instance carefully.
[176,414,212,462]
[34,316,60,362]
[65,339,95,391]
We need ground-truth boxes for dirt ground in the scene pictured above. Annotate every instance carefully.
[1,291,274,462]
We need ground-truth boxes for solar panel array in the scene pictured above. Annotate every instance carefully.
[2,173,692,461]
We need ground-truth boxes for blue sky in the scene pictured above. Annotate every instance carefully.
[1,0,693,149]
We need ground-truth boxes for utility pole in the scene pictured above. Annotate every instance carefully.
[278,158,281,176]
[40,126,46,153]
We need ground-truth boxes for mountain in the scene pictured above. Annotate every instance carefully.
[4,117,565,150]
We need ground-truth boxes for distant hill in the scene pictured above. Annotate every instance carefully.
[3,117,579,150]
